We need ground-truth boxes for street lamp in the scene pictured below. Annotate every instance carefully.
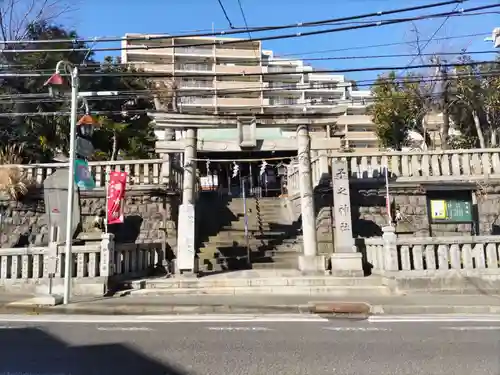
[484,27,500,48]
[43,61,80,305]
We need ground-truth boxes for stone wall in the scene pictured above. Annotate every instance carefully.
[287,180,500,243]
[0,185,180,252]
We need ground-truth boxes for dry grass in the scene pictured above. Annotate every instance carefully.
[0,144,29,200]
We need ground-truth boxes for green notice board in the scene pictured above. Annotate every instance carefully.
[430,199,472,222]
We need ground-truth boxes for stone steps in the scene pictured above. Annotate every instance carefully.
[197,197,301,271]
[127,274,389,296]
[130,275,385,289]
[128,285,389,296]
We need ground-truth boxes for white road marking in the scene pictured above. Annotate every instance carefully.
[441,326,500,331]
[368,314,500,323]
[206,326,272,331]
[96,326,153,331]
[323,326,391,332]
[0,314,329,324]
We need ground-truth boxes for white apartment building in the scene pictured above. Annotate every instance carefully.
[122,34,377,149]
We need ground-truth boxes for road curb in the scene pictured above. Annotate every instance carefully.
[0,303,307,316]
[308,301,372,319]
[370,305,500,315]
[3,301,500,317]
[0,300,373,317]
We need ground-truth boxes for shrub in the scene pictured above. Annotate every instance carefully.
[0,145,29,200]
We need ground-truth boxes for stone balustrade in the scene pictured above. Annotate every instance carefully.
[287,148,500,196]
[0,234,158,295]
[364,235,500,274]
[113,243,158,277]
[0,159,184,191]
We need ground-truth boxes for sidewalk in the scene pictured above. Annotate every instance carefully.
[2,293,500,316]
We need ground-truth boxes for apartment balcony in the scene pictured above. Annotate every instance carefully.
[264,65,302,82]
[268,65,301,73]
[129,62,174,72]
[173,46,213,56]
[179,97,214,106]
[306,82,347,94]
[266,82,301,94]
[268,97,301,106]
[216,48,260,59]
[215,65,263,75]
[175,63,213,74]
[336,115,373,126]
[344,131,378,141]
[217,97,262,106]
[179,80,214,89]
[125,47,175,59]
[217,81,264,90]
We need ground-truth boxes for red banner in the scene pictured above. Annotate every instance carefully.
[107,171,127,224]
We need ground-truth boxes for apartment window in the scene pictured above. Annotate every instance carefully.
[350,97,373,106]
[347,125,371,132]
[180,96,211,104]
[310,82,338,89]
[174,46,212,55]
[175,63,212,71]
[308,96,339,105]
[269,98,298,105]
[269,82,297,89]
[268,66,299,73]
[180,79,212,88]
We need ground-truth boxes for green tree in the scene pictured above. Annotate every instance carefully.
[0,21,93,161]
[0,26,158,162]
[369,72,425,150]
[86,56,156,161]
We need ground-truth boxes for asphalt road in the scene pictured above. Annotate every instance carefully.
[0,314,498,375]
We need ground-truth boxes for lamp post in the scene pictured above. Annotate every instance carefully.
[43,61,96,305]
[484,27,500,48]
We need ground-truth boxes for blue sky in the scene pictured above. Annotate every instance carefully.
[70,0,499,83]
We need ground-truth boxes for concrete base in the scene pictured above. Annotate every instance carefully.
[298,255,326,275]
[330,252,364,277]
[34,278,107,297]
[172,259,199,277]
[175,271,199,279]
[8,294,63,307]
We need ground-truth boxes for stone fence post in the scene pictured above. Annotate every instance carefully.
[100,233,115,277]
[382,226,398,271]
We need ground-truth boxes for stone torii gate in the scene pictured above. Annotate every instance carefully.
[149,111,342,275]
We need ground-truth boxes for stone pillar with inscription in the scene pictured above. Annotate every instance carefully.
[296,124,326,274]
[331,159,364,276]
[175,128,198,276]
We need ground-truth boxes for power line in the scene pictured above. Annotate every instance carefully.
[0,0,466,46]
[1,58,498,80]
[216,0,235,28]
[236,0,258,59]
[398,2,460,76]
[2,2,493,55]
[3,69,500,105]
[2,48,496,70]
[279,31,490,57]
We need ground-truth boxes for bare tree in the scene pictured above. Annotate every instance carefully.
[0,0,74,43]
[403,23,461,150]
[149,79,179,141]
[400,24,438,149]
